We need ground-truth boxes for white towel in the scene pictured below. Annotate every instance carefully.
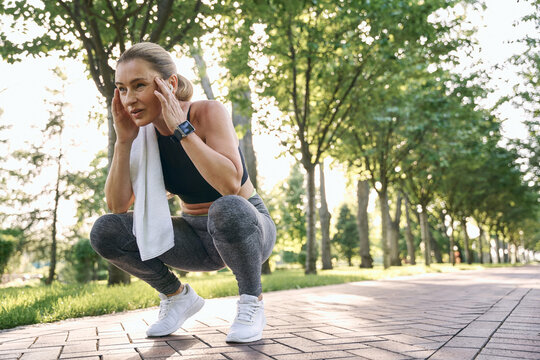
[129,124,174,261]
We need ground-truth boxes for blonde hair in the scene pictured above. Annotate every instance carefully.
[118,42,193,101]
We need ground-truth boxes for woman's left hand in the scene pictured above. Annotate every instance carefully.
[154,77,187,134]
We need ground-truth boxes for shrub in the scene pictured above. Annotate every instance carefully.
[0,235,16,276]
[65,238,107,283]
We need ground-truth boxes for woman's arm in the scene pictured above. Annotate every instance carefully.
[180,101,244,196]
[153,78,244,196]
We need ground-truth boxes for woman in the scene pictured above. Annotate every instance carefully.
[90,42,276,343]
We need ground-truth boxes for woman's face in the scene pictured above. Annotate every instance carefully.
[115,59,163,127]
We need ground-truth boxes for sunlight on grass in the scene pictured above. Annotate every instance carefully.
[0,263,525,330]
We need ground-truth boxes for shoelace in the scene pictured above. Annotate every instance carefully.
[158,298,173,320]
[236,302,260,324]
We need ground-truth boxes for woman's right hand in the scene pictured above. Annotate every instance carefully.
[112,88,139,144]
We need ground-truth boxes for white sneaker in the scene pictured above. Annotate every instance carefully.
[146,284,204,337]
[226,294,266,343]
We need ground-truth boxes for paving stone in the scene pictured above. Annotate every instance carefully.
[59,356,100,360]
[429,346,479,360]
[369,340,427,353]
[403,350,435,359]
[274,350,363,360]
[0,339,36,352]
[179,355,227,360]
[444,336,488,348]
[101,351,142,360]
[19,346,62,360]
[458,321,500,337]
[348,346,412,360]
[317,336,384,345]
[475,355,518,360]
[136,343,180,358]
[488,337,540,347]
[248,343,302,355]
[98,335,131,347]
[274,337,323,352]
[483,342,540,353]
[382,334,437,345]
[0,353,21,360]
[479,347,540,359]
[63,340,97,353]
[224,350,275,359]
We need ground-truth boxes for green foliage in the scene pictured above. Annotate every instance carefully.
[0,233,16,276]
[267,162,306,253]
[0,0,213,98]
[64,238,107,283]
[332,204,359,266]
[67,150,108,228]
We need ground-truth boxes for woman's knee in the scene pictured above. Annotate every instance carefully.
[89,213,128,258]
[208,195,258,241]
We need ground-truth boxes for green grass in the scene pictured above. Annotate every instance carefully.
[0,263,526,330]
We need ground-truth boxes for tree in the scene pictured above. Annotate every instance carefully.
[332,204,359,266]
[247,0,472,273]
[2,67,71,284]
[267,162,306,264]
[510,0,540,190]
[0,0,215,284]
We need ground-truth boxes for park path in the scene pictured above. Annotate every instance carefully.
[0,265,539,360]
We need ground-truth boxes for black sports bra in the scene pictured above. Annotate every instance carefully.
[156,107,249,204]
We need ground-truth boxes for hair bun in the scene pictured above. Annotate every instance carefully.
[176,74,193,101]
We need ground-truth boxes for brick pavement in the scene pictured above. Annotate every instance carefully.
[0,265,539,360]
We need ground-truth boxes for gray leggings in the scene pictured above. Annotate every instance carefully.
[90,194,276,296]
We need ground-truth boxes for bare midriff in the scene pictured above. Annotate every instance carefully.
[181,179,255,215]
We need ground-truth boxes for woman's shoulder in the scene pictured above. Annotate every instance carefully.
[191,99,226,112]
[190,100,229,123]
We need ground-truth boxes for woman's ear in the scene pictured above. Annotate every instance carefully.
[168,74,178,93]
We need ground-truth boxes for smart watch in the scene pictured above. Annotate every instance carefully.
[172,120,195,142]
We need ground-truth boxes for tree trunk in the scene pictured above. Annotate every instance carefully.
[232,97,259,190]
[461,219,471,264]
[478,226,485,264]
[449,220,456,265]
[520,235,526,263]
[190,43,215,100]
[318,161,332,270]
[357,180,373,268]
[47,157,62,285]
[486,228,493,264]
[389,193,402,266]
[378,187,391,269]
[510,242,517,264]
[404,196,416,265]
[428,224,443,263]
[106,96,131,286]
[304,164,317,274]
[419,207,431,266]
[494,232,501,263]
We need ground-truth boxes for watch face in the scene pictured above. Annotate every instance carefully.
[173,121,195,142]
[179,121,195,135]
